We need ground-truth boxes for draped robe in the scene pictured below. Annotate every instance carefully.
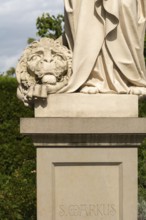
[60,0,146,94]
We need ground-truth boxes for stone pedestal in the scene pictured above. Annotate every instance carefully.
[20,94,146,220]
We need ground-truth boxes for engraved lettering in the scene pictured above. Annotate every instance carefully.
[58,203,117,217]
[96,204,104,216]
[103,204,109,216]
[89,204,98,216]
[80,204,89,216]
[110,204,117,216]
[69,205,79,216]
[59,205,65,216]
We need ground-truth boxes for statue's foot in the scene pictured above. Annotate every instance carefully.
[129,87,146,95]
[80,86,99,94]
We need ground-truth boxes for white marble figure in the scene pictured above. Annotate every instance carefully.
[16,38,72,105]
[59,0,146,95]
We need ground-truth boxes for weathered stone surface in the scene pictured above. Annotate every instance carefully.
[36,147,137,220]
[20,117,146,135]
[35,94,138,117]
[16,38,72,106]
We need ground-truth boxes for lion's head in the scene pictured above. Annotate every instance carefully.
[16,38,72,106]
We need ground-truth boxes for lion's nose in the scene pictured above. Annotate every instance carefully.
[43,57,53,62]
[43,59,48,62]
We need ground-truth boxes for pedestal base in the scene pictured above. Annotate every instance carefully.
[37,147,137,220]
[20,94,146,220]
[20,117,146,220]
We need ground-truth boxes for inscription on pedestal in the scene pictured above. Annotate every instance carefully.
[52,163,122,220]
[58,203,116,217]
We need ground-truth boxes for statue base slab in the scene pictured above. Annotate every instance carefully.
[35,94,138,117]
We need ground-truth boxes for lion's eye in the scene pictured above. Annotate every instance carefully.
[31,55,41,61]
[54,55,63,61]
[57,56,62,61]
[28,51,44,61]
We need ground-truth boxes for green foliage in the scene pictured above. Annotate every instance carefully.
[139,99,146,208]
[138,199,146,220]
[27,38,36,45]
[139,139,146,199]
[0,76,36,220]
[139,98,146,117]
[36,13,64,39]
[3,67,16,77]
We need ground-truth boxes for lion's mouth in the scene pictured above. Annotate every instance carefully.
[41,74,57,85]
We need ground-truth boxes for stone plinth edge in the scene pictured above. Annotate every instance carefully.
[20,117,146,147]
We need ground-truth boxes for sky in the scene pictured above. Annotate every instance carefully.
[0,0,64,73]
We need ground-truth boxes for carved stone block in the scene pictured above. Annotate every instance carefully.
[36,147,137,220]
[34,93,138,117]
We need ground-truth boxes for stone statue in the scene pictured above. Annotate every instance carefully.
[60,0,146,95]
[16,38,72,106]
[16,0,146,105]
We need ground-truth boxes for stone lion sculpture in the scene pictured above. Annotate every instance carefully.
[16,38,72,106]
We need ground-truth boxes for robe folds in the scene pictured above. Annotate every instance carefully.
[60,0,146,94]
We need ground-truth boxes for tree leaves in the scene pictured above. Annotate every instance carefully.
[36,13,64,39]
